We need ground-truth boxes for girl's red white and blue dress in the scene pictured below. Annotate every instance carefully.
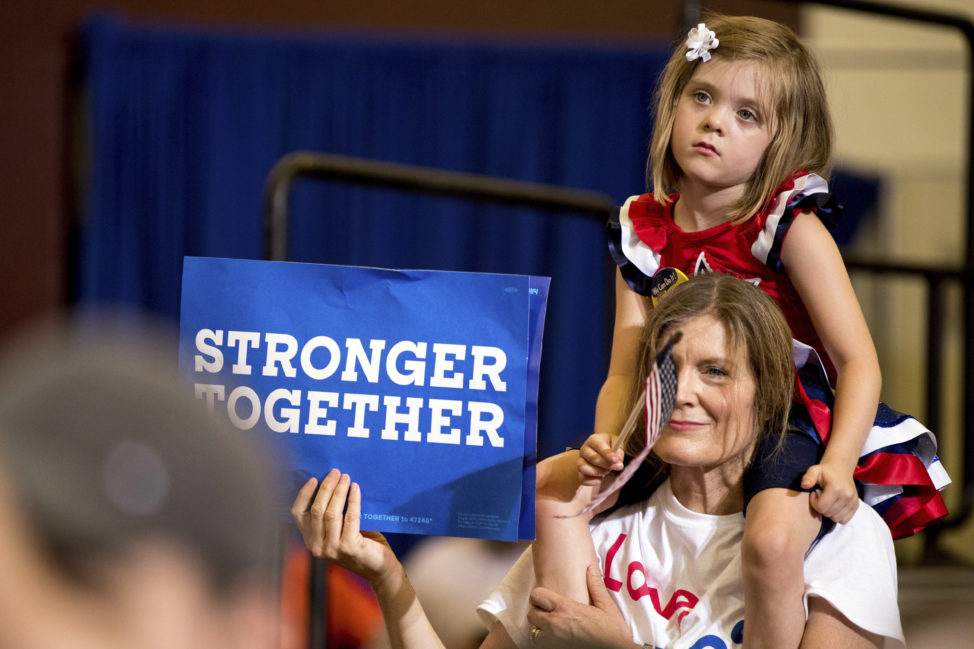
[607,172,950,538]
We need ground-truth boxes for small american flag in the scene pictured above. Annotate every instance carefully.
[574,331,680,516]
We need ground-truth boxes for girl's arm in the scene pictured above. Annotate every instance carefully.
[292,470,456,649]
[593,269,651,444]
[782,212,881,524]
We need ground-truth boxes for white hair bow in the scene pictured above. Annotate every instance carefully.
[685,23,719,62]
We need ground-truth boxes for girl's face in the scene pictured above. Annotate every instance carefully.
[652,314,758,480]
[670,58,775,201]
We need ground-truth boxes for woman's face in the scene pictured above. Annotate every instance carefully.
[652,314,758,478]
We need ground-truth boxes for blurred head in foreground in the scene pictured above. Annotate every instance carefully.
[0,312,280,649]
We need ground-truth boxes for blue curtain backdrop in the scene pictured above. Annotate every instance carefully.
[78,15,670,457]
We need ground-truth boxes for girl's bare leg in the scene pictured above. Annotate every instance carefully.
[742,488,822,649]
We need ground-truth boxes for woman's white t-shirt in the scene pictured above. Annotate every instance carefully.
[478,480,904,648]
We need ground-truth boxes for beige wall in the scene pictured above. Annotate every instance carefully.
[803,0,972,563]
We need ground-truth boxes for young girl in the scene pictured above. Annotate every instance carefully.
[534,14,949,649]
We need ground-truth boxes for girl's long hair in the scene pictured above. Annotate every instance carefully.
[647,14,833,222]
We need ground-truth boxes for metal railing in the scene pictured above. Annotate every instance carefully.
[263,152,615,262]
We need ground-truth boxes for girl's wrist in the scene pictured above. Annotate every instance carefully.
[819,448,859,474]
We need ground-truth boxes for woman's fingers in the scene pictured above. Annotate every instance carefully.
[306,469,337,549]
[344,481,363,542]
[290,468,386,573]
[290,476,319,525]
[324,472,352,553]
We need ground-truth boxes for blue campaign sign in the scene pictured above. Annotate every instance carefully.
[179,257,547,541]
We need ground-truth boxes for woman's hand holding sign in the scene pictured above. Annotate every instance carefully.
[291,470,450,649]
[291,469,395,586]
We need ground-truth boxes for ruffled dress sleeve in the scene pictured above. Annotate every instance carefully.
[606,194,670,297]
[749,172,842,274]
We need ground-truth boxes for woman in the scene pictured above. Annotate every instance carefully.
[291,274,904,648]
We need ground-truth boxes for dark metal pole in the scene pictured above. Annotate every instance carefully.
[308,557,328,649]
[925,275,945,436]
[263,151,615,262]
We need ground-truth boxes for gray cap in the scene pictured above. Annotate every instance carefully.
[0,312,280,590]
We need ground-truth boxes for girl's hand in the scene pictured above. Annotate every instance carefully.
[290,469,398,586]
[801,462,860,524]
[578,433,624,487]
